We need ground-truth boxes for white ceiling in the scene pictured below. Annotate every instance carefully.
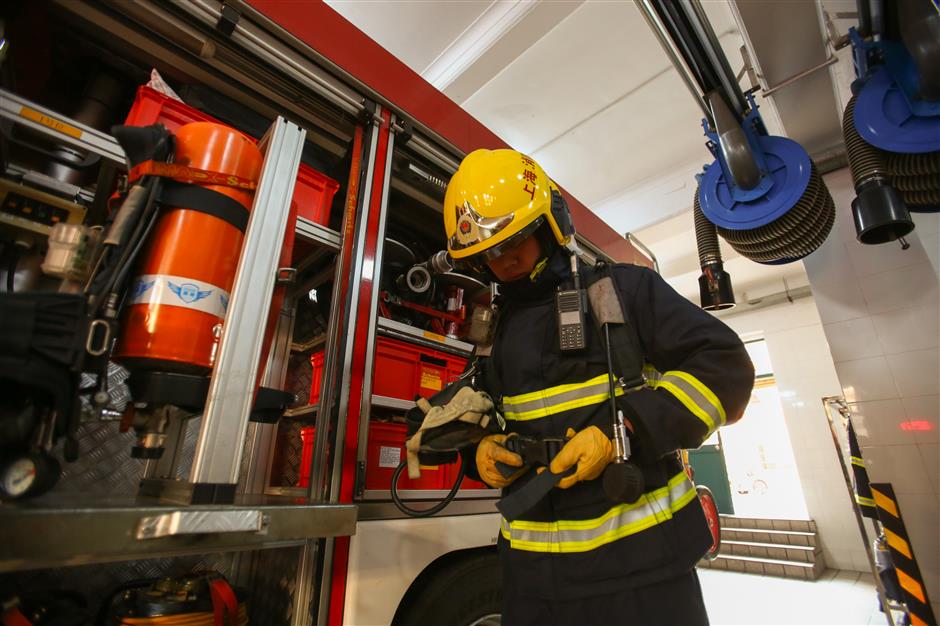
[326,0,845,303]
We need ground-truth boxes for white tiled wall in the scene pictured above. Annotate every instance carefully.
[718,297,868,571]
[802,167,940,610]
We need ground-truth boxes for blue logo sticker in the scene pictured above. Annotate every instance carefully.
[131,279,155,299]
[219,292,230,312]
[168,281,212,304]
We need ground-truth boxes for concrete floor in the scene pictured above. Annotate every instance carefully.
[699,569,892,625]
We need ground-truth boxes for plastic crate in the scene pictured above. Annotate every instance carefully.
[297,426,316,488]
[123,86,339,225]
[310,338,468,405]
[366,422,447,490]
[309,351,325,406]
[370,337,468,401]
[297,422,448,491]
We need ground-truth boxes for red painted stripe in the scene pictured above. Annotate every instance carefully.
[244,0,646,266]
[328,109,392,626]
[328,536,351,626]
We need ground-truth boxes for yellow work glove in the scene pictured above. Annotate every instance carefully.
[476,434,525,489]
[548,426,614,489]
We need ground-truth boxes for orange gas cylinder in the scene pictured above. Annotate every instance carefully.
[115,122,262,373]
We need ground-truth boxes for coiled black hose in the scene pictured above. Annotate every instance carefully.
[693,188,722,266]
[716,164,835,263]
[843,96,889,188]
[844,95,940,210]
[887,152,940,208]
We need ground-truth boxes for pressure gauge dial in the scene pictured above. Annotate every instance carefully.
[1,456,38,500]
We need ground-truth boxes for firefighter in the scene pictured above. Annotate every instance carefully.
[443,149,754,625]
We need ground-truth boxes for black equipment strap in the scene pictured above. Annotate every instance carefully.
[497,466,575,522]
[587,262,646,390]
[159,181,250,232]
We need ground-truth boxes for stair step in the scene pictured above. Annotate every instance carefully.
[699,553,827,580]
[721,526,815,537]
[723,539,814,551]
[719,515,816,533]
[721,540,818,563]
[717,554,814,567]
[721,527,818,548]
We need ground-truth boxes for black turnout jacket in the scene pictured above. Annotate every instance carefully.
[471,253,754,600]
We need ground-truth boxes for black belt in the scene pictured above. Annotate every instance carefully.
[495,435,575,522]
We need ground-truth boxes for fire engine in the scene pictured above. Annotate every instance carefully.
[0,1,652,624]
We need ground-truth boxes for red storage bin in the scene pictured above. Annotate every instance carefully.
[298,426,316,488]
[297,422,449,491]
[294,163,340,227]
[365,422,447,491]
[309,351,325,405]
[309,339,468,405]
[370,337,468,401]
[123,86,339,225]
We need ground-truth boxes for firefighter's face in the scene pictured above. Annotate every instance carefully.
[485,234,542,283]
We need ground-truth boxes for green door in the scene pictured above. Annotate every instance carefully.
[688,433,734,515]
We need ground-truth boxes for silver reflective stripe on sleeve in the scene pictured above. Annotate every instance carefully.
[650,371,726,434]
[502,373,624,421]
[500,472,697,553]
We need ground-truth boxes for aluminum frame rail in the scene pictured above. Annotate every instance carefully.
[0,494,356,572]
[0,88,126,166]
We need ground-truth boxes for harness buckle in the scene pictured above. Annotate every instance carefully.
[504,435,567,469]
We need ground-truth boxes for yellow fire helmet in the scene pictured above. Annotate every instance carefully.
[443,148,574,263]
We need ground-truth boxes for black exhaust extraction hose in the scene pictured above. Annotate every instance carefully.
[693,185,735,311]
[693,187,722,268]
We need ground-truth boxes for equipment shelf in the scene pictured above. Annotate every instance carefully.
[376,317,474,358]
[295,217,341,251]
[0,494,356,573]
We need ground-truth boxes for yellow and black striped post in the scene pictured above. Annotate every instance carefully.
[871,482,936,626]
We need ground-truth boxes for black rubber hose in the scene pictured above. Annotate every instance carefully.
[887,152,940,209]
[844,96,890,189]
[845,94,940,209]
[390,456,466,517]
[706,163,835,263]
[693,186,722,266]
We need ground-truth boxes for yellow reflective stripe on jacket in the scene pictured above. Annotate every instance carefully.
[499,472,696,553]
[650,370,726,433]
[502,373,624,421]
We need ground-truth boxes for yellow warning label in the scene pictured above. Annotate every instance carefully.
[19,107,83,139]
[423,330,446,343]
[897,568,927,604]
[885,528,913,559]
[420,368,443,392]
[871,487,899,518]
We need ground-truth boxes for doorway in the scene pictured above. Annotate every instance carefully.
[720,338,810,519]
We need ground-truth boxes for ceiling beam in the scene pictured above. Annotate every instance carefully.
[421,0,540,91]
[439,0,585,103]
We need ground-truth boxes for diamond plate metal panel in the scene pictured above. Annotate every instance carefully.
[176,414,202,480]
[270,420,306,488]
[243,547,303,623]
[50,421,142,497]
[79,361,131,420]
[294,293,328,346]
[288,352,314,408]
